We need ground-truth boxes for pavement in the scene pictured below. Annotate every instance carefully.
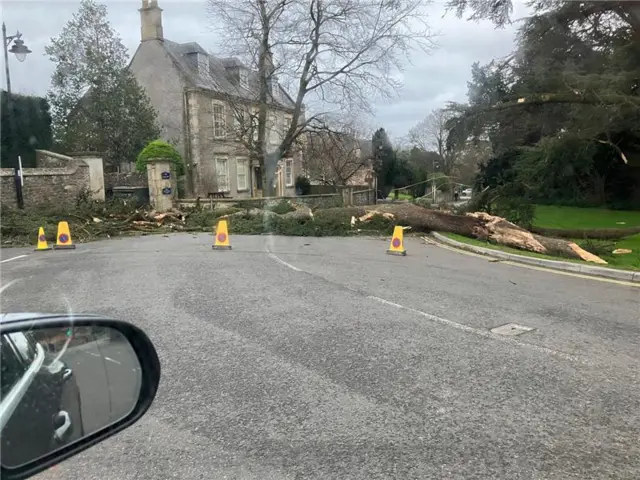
[1,233,639,479]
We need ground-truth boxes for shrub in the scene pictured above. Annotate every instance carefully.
[577,239,616,258]
[492,196,535,228]
[136,139,184,176]
[267,199,296,214]
[413,196,433,209]
[295,175,311,195]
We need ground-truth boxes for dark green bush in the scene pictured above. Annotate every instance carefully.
[492,196,535,228]
[295,175,311,195]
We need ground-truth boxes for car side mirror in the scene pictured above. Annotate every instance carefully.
[0,315,161,480]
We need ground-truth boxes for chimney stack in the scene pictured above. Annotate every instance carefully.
[140,0,163,42]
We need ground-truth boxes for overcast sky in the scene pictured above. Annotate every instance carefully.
[1,0,530,141]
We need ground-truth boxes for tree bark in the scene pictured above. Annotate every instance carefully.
[359,203,608,264]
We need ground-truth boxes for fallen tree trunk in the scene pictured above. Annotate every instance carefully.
[359,203,607,264]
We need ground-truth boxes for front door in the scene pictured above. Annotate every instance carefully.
[253,167,263,197]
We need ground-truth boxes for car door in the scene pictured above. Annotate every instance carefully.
[0,334,62,467]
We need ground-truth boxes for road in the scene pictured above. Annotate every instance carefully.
[1,233,639,479]
[62,339,141,435]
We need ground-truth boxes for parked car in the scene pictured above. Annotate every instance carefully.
[0,329,83,468]
[462,188,473,197]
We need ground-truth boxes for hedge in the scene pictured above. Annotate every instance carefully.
[136,139,184,176]
[1,91,53,168]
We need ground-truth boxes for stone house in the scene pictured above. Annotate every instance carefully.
[129,0,302,198]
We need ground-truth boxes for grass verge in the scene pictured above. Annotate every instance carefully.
[442,232,639,271]
[533,205,640,229]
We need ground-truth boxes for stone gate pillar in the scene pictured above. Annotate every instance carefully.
[145,157,176,211]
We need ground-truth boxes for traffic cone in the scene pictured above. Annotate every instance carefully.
[386,225,407,256]
[212,218,232,250]
[53,221,76,250]
[34,227,52,251]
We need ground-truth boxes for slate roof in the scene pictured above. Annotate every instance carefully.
[162,39,295,110]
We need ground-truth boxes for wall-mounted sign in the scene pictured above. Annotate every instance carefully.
[161,171,171,180]
[162,187,172,195]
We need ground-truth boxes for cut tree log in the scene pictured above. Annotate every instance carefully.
[357,203,607,264]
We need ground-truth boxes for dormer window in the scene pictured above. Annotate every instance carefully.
[187,51,209,76]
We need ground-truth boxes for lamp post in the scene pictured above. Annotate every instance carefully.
[2,22,31,208]
[3,22,31,95]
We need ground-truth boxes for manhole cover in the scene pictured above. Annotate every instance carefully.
[491,323,535,336]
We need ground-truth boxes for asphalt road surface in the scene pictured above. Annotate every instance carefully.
[62,338,141,435]
[1,233,639,479]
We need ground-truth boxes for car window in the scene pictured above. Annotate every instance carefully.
[0,336,29,402]
[7,332,37,364]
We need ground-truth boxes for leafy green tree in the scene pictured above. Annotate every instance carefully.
[445,0,640,208]
[1,92,52,168]
[372,128,397,198]
[46,0,160,168]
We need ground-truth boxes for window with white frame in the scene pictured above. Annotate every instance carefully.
[269,114,279,144]
[236,158,248,191]
[251,108,259,141]
[215,157,229,192]
[212,101,226,138]
[284,159,293,187]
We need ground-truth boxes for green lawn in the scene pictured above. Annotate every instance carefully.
[533,205,640,229]
[443,232,640,271]
[387,193,413,201]
[441,202,640,271]
[599,234,640,270]
[531,205,640,270]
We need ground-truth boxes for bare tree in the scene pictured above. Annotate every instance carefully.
[207,0,435,196]
[408,108,457,175]
[303,118,371,185]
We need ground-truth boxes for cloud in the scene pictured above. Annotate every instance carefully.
[1,0,529,139]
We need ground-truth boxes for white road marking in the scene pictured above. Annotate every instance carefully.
[367,295,587,364]
[1,254,28,264]
[500,260,640,288]
[0,278,20,294]
[84,351,121,365]
[267,252,302,272]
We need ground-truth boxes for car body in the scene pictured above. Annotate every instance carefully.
[0,323,84,467]
[1,313,160,480]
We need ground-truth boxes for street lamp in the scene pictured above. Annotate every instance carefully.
[2,22,30,208]
[2,22,31,94]
[10,37,31,63]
